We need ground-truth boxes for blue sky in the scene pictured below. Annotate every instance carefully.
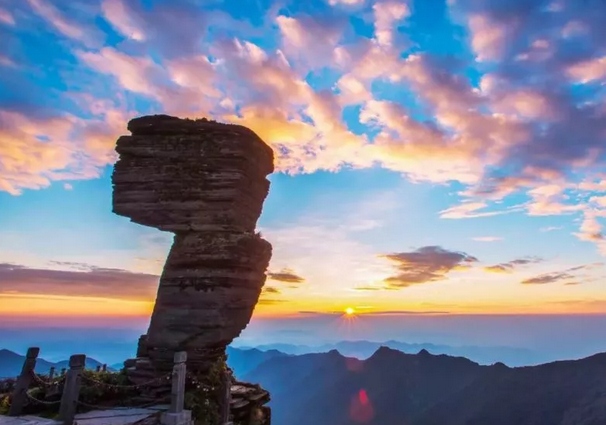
[1,0,606,324]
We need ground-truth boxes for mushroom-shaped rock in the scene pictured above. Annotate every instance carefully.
[112,115,274,374]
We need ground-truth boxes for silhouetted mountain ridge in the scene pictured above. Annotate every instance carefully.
[242,346,606,425]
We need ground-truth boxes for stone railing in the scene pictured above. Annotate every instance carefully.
[7,348,194,425]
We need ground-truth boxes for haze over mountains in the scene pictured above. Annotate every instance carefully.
[0,349,108,379]
[233,340,542,366]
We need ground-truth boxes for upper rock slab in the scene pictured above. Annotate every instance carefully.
[112,115,274,233]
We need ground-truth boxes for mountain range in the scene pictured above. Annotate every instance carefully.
[234,339,543,366]
[237,347,606,425]
[0,349,110,379]
[4,345,606,424]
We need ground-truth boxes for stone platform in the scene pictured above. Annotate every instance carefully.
[0,405,168,425]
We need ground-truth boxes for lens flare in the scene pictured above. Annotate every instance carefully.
[345,307,355,315]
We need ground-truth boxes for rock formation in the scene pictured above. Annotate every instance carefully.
[112,115,273,375]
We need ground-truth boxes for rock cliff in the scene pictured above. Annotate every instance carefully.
[112,115,274,375]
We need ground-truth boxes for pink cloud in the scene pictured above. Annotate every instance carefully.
[328,0,365,5]
[472,237,503,242]
[0,7,15,26]
[77,47,212,117]
[26,0,101,47]
[526,184,585,216]
[77,47,160,96]
[373,1,410,47]
[101,0,146,41]
[491,89,560,121]
[468,14,510,62]
[573,208,606,255]
[277,14,345,68]
[337,74,372,105]
[440,202,515,219]
[166,55,220,97]
[567,56,606,83]
[0,54,16,67]
[561,20,588,38]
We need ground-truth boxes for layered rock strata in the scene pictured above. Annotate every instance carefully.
[112,115,273,374]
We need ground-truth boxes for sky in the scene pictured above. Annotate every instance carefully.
[2,0,606,343]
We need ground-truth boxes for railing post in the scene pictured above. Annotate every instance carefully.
[102,364,107,373]
[161,351,192,425]
[9,347,40,416]
[49,366,56,380]
[95,365,101,372]
[59,354,86,425]
[219,369,233,425]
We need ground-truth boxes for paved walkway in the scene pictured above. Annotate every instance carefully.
[0,405,168,425]
[0,417,59,425]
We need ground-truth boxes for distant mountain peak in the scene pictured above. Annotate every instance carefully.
[368,346,400,361]
[327,349,343,358]
[418,348,431,356]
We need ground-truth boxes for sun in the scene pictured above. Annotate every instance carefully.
[345,307,355,316]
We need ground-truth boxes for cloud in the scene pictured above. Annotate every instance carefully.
[381,246,478,288]
[0,109,105,194]
[0,262,159,300]
[100,0,222,57]
[276,13,346,68]
[0,54,16,68]
[267,269,305,284]
[2,0,606,270]
[472,237,502,242]
[521,271,574,285]
[0,7,15,26]
[484,257,542,274]
[257,299,288,305]
[573,208,606,255]
[262,286,282,294]
[521,263,602,285]
[440,202,521,219]
[26,0,102,47]
[526,184,584,216]
[467,14,510,62]
[101,0,146,41]
[328,0,365,5]
[567,56,606,83]
[540,226,563,232]
[373,1,410,47]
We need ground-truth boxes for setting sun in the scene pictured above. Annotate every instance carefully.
[345,307,355,316]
